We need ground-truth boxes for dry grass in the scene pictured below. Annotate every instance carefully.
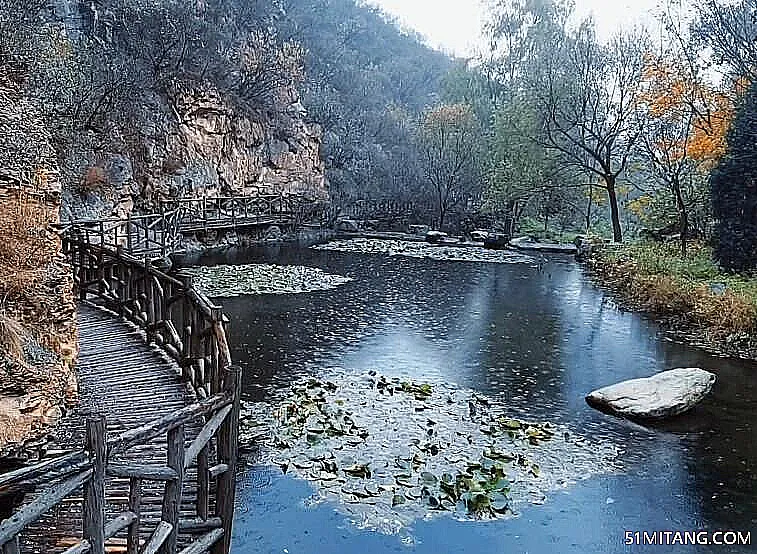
[0,313,24,362]
[0,191,56,304]
[590,241,757,339]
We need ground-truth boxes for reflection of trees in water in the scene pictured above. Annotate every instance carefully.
[208,246,757,538]
[666,359,757,531]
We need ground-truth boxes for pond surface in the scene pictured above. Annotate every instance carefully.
[186,244,757,554]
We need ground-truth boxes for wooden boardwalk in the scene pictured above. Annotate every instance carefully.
[2,219,239,554]
[20,303,213,553]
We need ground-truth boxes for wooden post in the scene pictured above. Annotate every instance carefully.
[197,445,209,521]
[162,424,185,554]
[210,307,223,394]
[145,257,154,342]
[178,272,193,374]
[78,235,87,301]
[127,213,133,252]
[213,366,241,554]
[116,248,127,317]
[83,416,107,554]
[2,535,20,554]
[127,477,141,554]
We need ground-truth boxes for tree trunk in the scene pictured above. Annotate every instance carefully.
[585,186,593,233]
[605,176,623,242]
[672,179,688,257]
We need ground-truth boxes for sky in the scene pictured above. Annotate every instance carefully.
[368,0,663,57]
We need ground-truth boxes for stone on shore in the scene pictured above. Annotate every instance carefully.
[586,368,716,419]
[425,230,448,243]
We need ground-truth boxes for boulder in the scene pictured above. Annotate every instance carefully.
[336,219,360,233]
[425,230,448,244]
[483,232,510,249]
[586,368,716,419]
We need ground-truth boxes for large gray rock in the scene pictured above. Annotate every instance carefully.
[586,368,716,419]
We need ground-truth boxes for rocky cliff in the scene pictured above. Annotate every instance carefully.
[0,89,77,462]
[57,0,328,222]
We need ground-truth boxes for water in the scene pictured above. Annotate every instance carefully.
[185,245,757,553]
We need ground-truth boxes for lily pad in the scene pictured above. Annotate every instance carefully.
[420,471,438,486]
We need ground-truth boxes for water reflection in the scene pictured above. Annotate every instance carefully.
[182,245,757,553]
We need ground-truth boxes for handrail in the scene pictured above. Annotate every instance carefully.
[0,232,240,554]
[63,235,230,400]
[56,192,328,258]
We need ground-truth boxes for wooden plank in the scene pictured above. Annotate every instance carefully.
[107,465,178,481]
[109,393,231,454]
[0,469,92,543]
[140,521,172,554]
[0,451,89,490]
[178,518,222,533]
[162,424,185,554]
[2,535,19,554]
[207,464,228,479]
[103,511,137,540]
[184,405,232,467]
[61,539,90,554]
[177,529,224,554]
[83,416,107,554]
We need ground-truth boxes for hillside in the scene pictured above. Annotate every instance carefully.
[278,0,454,201]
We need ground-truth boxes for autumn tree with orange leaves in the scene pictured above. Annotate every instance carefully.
[635,49,735,255]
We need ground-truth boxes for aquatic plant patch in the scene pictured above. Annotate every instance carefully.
[185,264,353,297]
[312,238,534,264]
[241,373,619,534]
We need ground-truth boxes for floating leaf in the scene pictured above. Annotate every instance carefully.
[499,418,522,430]
[343,464,371,479]
[420,472,438,486]
[395,474,414,488]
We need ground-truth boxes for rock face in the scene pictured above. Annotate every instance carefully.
[586,368,716,419]
[54,4,329,222]
[0,91,78,461]
[62,87,328,222]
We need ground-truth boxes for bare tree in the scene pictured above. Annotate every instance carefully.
[418,103,482,229]
[536,24,647,242]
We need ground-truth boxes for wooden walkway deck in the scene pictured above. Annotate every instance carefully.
[21,304,210,553]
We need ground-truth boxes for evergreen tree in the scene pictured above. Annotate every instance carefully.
[711,83,757,272]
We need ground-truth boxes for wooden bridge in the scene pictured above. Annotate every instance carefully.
[63,193,327,258]
[0,233,241,554]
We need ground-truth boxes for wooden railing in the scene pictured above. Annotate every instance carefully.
[0,381,239,554]
[65,234,231,399]
[163,193,326,234]
[0,234,240,554]
[60,193,328,258]
[339,197,436,224]
[62,210,184,258]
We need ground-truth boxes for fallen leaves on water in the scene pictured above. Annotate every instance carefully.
[240,373,619,535]
[184,263,353,297]
[311,238,534,265]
